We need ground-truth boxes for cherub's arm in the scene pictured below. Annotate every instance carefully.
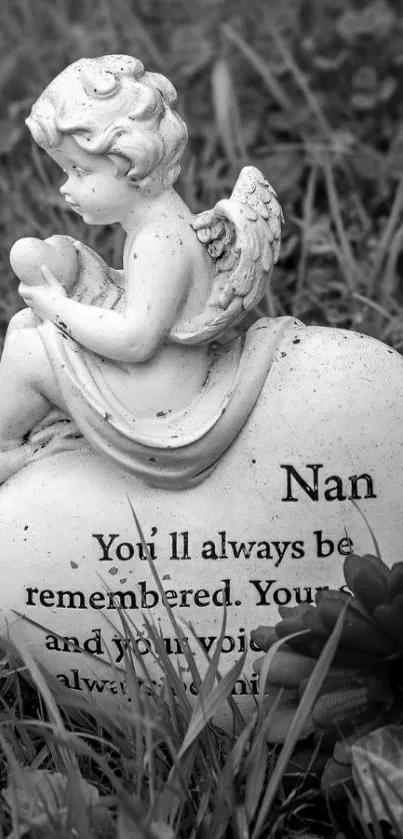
[20,228,191,363]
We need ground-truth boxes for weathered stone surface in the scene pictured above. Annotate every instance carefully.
[2,324,403,715]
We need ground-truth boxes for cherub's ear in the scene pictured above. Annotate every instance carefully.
[107,153,131,179]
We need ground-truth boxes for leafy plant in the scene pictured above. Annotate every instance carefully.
[251,552,403,804]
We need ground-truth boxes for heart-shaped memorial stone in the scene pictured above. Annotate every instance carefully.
[1,323,402,721]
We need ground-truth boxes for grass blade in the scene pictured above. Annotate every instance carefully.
[222,23,293,111]
[177,650,247,759]
[252,603,348,838]
[129,499,203,691]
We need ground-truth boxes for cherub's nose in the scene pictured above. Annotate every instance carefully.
[60,182,69,196]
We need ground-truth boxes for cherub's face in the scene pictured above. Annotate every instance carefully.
[48,136,135,226]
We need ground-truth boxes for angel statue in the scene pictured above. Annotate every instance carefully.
[2,54,294,489]
[4,53,403,707]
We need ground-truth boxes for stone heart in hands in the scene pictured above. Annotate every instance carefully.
[9,235,78,293]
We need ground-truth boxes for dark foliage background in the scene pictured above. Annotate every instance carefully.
[1,0,403,351]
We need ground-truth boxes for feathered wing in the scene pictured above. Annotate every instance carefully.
[169,166,283,345]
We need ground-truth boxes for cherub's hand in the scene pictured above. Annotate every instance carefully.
[19,265,67,322]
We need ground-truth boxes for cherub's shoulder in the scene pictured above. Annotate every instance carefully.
[132,217,194,260]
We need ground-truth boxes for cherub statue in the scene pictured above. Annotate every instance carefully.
[3,54,288,488]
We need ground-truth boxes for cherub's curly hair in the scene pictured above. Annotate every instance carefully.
[26,55,188,192]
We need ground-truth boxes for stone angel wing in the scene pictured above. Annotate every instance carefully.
[169,166,283,345]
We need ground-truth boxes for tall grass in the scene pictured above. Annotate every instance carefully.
[0,512,376,837]
[0,593,350,838]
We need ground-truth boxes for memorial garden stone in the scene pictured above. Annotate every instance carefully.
[1,55,403,716]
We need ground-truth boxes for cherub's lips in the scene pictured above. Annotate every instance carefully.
[64,197,81,212]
